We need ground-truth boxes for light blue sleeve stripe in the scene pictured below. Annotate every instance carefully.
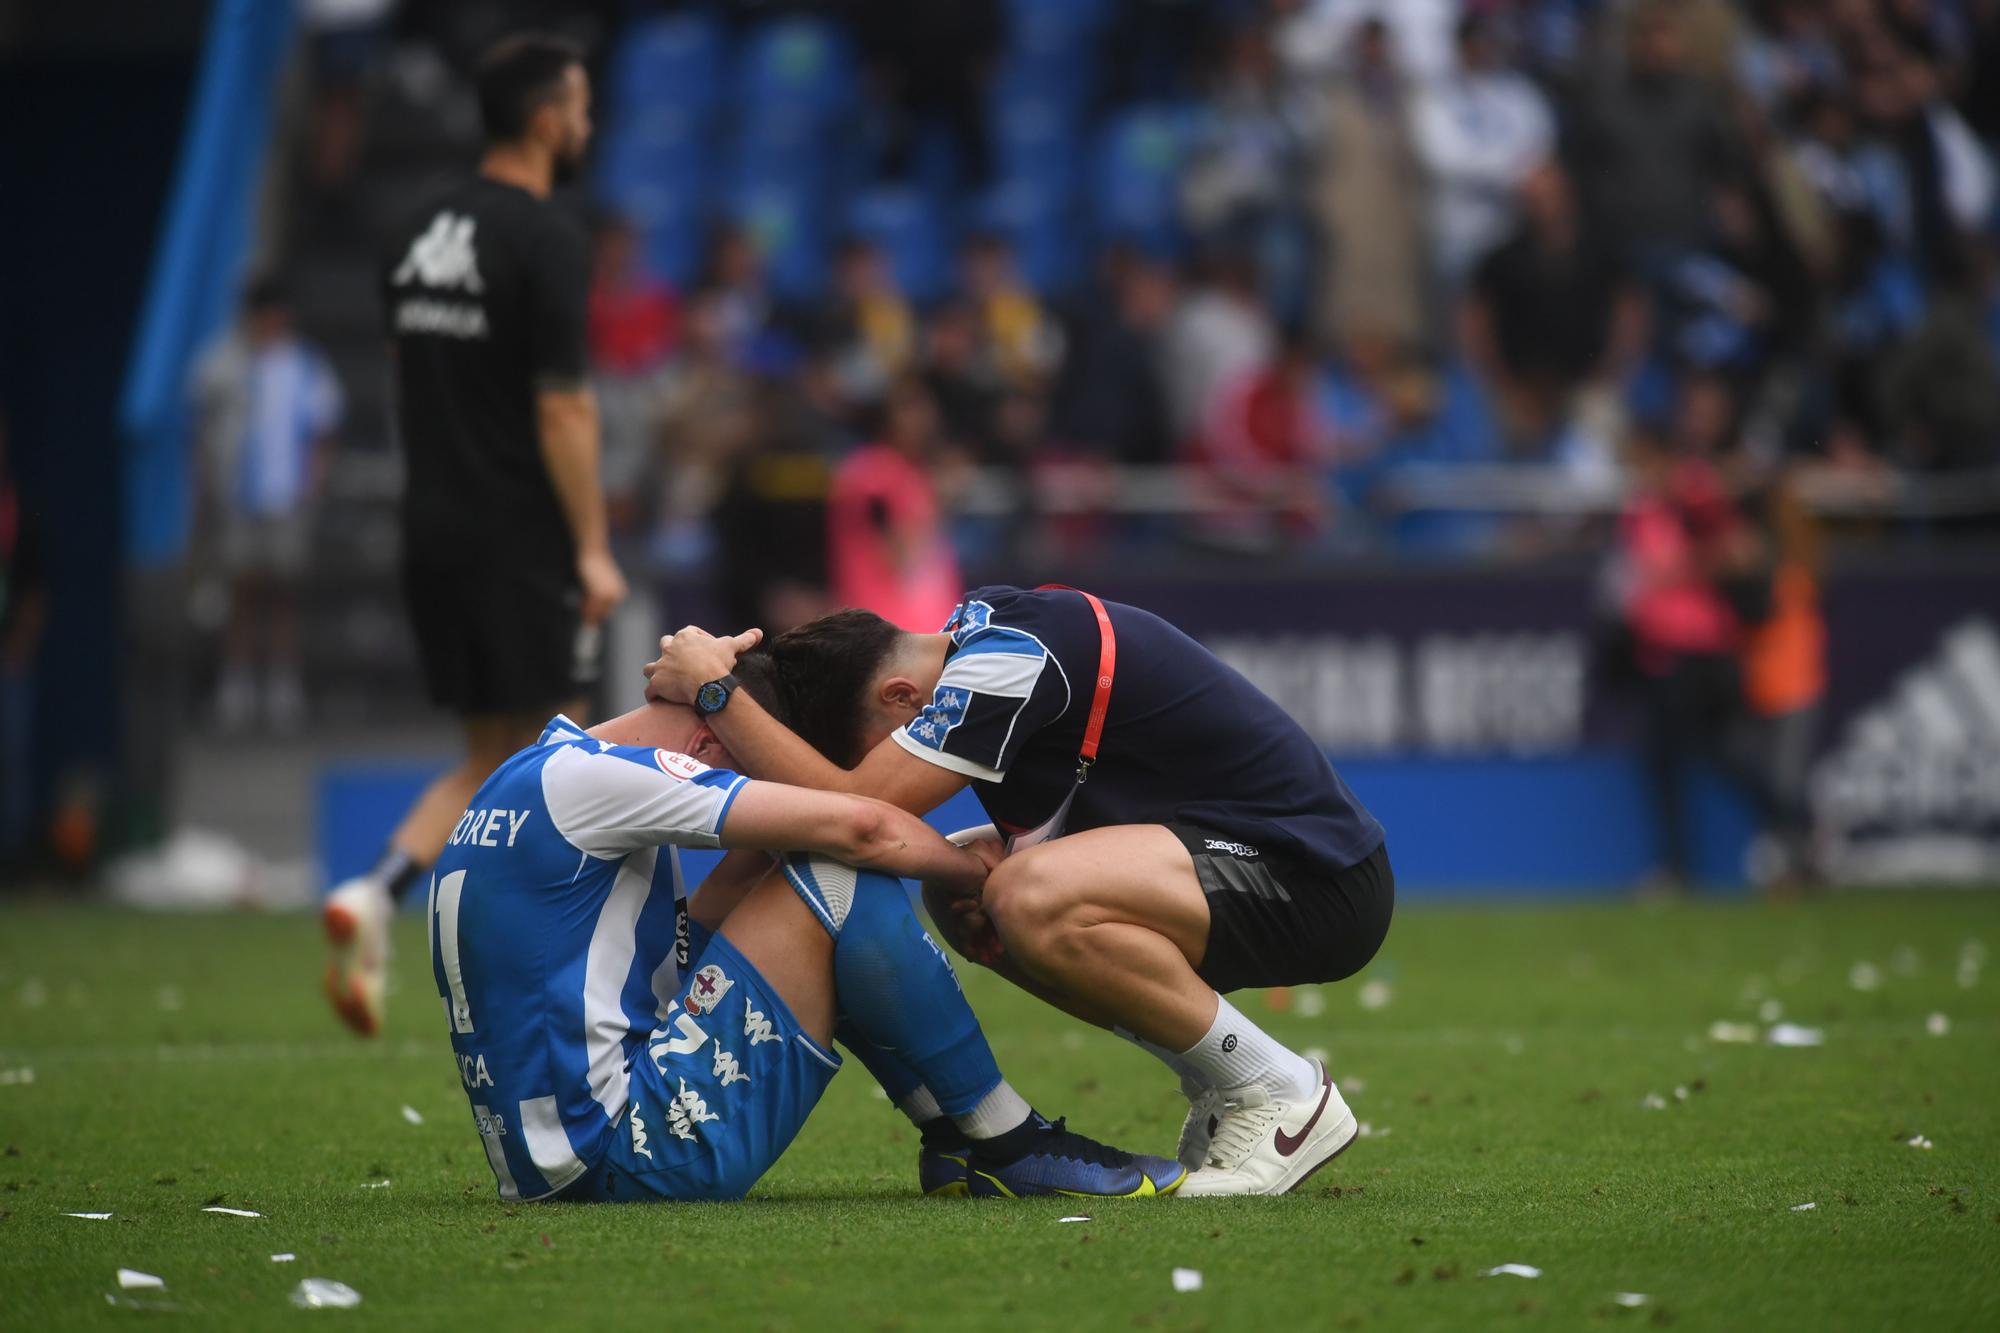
[710,774,749,839]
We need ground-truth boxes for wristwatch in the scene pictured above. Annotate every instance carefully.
[694,673,740,717]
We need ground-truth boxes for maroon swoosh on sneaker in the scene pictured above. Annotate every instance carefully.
[1272,1069,1333,1158]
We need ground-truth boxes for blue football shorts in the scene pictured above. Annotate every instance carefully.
[558,929,841,1202]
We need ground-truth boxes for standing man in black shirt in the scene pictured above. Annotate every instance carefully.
[325,35,627,1036]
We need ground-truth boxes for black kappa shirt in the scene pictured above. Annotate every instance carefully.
[895,586,1386,875]
[382,177,589,570]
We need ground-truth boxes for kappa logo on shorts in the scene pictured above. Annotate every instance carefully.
[684,964,734,1017]
[666,1077,720,1142]
[742,995,780,1046]
[711,1041,750,1087]
[629,1101,654,1160]
[1205,838,1261,859]
[654,749,707,782]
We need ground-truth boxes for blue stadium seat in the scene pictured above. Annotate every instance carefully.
[977,177,1081,296]
[734,17,855,121]
[992,91,1078,196]
[599,102,710,204]
[846,186,955,306]
[1004,0,1113,61]
[615,180,708,288]
[1091,104,1190,252]
[730,182,828,301]
[610,14,727,117]
[730,108,829,193]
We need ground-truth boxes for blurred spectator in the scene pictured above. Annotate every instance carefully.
[698,221,777,356]
[1412,13,1556,291]
[1179,15,1313,324]
[827,377,963,632]
[1879,284,2000,470]
[1105,0,1226,106]
[1049,246,1178,464]
[1160,249,1274,452]
[921,299,1006,462]
[189,276,343,733]
[853,0,1002,189]
[1736,0,1844,114]
[816,236,917,404]
[588,214,681,535]
[1272,0,1460,86]
[1460,161,1650,465]
[711,364,842,635]
[959,232,1062,388]
[0,415,45,871]
[656,289,759,557]
[1658,179,1816,387]
[1574,3,1740,269]
[1192,324,1332,551]
[1309,17,1430,352]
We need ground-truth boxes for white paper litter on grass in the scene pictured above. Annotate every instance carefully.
[1295,989,1327,1019]
[1641,1093,1668,1110]
[1766,1023,1825,1047]
[1336,1074,1362,1094]
[1757,999,1785,1023]
[116,1269,165,1291]
[290,1278,362,1309]
[63,1212,113,1220]
[359,1179,391,1189]
[1791,1202,1817,1211]
[1057,1216,1092,1224]
[1358,980,1392,1011]
[0,1067,35,1085]
[1708,1021,1758,1044]
[1926,1012,1951,1037]
[400,1105,424,1125]
[202,1206,261,1217]
[1482,1264,1542,1279]
[1848,962,1881,992]
[1907,1134,1934,1150]
[271,1253,297,1263]
[1171,1268,1203,1293]
[1612,1293,1650,1308]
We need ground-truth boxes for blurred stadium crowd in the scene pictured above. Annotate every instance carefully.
[263,0,2000,623]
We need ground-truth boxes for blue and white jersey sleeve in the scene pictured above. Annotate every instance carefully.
[893,599,1072,781]
[540,742,748,857]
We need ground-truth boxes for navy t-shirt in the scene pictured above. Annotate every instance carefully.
[891,586,1385,875]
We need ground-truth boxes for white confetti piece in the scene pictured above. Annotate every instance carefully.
[1926,1012,1950,1037]
[1766,1023,1825,1048]
[1673,1085,1690,1102]
[290,1278,362,1310]
[64,1212,113,1220]
[1295,989,1327,1018]
[1641,1093,1668,1110]
[1848,962,1881,992]
[1171,1267,1203,1293]
[1482,1264,1542,1279]
[1335,1074,1362,1094]
[359,1179,391,1189]
[0,1067,35,1086]
[1612,1293,1650,1308]
[1757,998,1784,1023]
[1358,980,1392,1011]
[400,1105,424,1125]
[202,1206,261,1217]
[271,1253,296,1263]
[1791,1202,1817,1211]
[117,1269,165,1291]
[1907,1134,1934,1150]
[1057,1216,1092,1224]
[1707,1021,1758,1044]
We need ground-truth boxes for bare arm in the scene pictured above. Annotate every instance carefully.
[719,782,987,894]
[537,386,626,623]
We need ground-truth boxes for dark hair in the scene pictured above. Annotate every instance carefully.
[765,609,905,766]
[730,648,793,731]
[243,272,288,313]
[475,34,582,144]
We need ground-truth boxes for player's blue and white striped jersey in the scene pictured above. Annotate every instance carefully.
[426,715,748,1200]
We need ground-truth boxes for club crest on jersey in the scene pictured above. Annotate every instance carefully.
[684,964,734,1016]
[654,749,706,782]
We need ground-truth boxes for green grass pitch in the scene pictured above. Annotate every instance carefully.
[2,893,1996,1330]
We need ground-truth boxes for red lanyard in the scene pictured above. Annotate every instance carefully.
[1037,584,1116,782]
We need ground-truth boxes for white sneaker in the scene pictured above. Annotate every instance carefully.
[323,877,391,1037]
[1175,1062,1358,1197]
[1176,1086,1222,1171]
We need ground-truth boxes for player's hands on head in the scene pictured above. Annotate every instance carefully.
[576,547,628,625]
[642,624,763,705]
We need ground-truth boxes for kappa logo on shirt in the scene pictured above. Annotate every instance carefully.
[654,749,706,782]
[1204,838,1261,859]
[392,212,485,293]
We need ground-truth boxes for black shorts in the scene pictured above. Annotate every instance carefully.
[1170,826,1394,994]
[401,556,600,716]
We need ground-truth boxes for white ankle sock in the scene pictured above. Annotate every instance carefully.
[895,1085,942,1126]
[1114,1025,1212,1095]
[952,1079,1032,1139]
[1178,995,1318,1101]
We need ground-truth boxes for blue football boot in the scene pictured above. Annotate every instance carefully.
[965,1114,1186,1199]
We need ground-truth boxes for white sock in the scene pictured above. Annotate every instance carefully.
[952,1079,1033,1139]
[1178,994,1318,1101]
[1114,1025,1213,1099]
[895,1085,942,1127]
